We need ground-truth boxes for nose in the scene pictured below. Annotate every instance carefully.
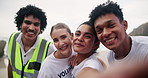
[102,28,111,38]
[77,35,83,42]
[59,39,64,46]
[28,24,35,30]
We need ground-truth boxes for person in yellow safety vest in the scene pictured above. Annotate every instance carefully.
[6,5,55,78]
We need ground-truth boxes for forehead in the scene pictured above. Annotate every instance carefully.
[24,15,40,22]
[94,13,119,26]
[77,24,94,34]
[51,29,70,38]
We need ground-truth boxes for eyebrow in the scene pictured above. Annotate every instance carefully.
[96,20,113,29]
[75,30,94,36]
[85,32,94,36]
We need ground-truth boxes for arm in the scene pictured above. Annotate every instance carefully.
[97,58,107,69]
[8,60,13,78]
[76,67,100,78]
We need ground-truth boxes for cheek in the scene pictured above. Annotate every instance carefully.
[86,41,94,49]
[96,34,102,41]
[54,43,59,49]
[36,27,41,31]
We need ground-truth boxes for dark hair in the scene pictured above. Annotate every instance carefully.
[14,4,47,34]
[79,21,99,52]
[89,0,124,26]
[79,21,99,43]
[50,23,72,36]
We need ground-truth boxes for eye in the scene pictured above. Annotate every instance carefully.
[85,34,93,38]
[34,22,40,26]
[96,28,103,34]
[75,32,80,37]
[53,39,59,43]
[24,20,32,25]
[61,35,67,39]
[108,23,115,28]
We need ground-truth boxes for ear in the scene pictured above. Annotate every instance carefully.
[122,20,128,31]
[93,41,100,50]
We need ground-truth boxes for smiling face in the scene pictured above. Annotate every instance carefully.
[21,15,41,42]
[73,24,97,54]
[94,13,128,50]
[51,28,72,58]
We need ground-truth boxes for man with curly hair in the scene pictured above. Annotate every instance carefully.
[6,5,55,78]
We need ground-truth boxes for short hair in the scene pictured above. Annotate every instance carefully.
[78,21,99,43]
[14,4,47,34]
[50,23,71,36]
[89,0,124,25]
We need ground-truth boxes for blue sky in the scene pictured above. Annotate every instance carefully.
[1,0,148,41]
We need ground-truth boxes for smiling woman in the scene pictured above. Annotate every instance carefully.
[70,21,105,78]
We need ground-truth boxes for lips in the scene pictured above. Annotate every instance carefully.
[105,37,115,42]
[59,44,68,50]
[104,37,116,45]
[26,30,36,37]
[74,43,85,47]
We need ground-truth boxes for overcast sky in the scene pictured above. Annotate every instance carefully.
[1,0,148,41]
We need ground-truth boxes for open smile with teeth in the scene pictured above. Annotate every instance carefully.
[60,44,68,50]
[28,32,34,34]
[105,37,115,43]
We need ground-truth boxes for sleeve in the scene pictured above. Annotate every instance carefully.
[107,51,114,65]
[6,34,12,60]
[47,43,56,56]
[86,59,103,71]
[38,57,52,78]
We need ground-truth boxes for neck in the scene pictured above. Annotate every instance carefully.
[54,50,72,59]
[76,51,94,64]
[114,36,132,60]
[22,38,36,52]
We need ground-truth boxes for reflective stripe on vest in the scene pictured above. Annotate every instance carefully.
[8,32,50,78]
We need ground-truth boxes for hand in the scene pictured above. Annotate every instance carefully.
[68,54,79,67]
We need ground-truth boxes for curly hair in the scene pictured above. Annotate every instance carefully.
[14,5,47,34]
[89,0,124,26]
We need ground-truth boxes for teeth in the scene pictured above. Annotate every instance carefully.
[106,38,115,42]
[60,44,67,50]
[28,32,34,34]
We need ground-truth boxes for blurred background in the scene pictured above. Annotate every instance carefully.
[1,0,148,77]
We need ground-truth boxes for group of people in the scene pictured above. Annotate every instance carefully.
[6,0,148,78]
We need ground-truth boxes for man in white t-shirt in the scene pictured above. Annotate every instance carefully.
[89,1,148,65]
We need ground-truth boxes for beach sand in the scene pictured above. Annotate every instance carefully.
[0,55,8,78]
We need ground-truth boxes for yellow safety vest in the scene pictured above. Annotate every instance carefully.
[8,32,51,78]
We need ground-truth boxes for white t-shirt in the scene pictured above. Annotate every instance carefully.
[38,51,75,78]
[72,53,104,77]
[108,36,148,65]
[7,33,55,65]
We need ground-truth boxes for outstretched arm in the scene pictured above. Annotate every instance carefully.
[76,67,100,78]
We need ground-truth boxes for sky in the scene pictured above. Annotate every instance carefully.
[1,0,148,41]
